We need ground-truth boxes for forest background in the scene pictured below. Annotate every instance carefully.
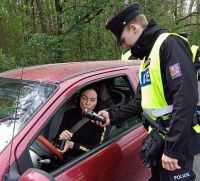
[0,0,199,72]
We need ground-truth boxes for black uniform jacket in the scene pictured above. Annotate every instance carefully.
[195,48,200,69]
[53,108,105,160]
[109,20,200,160]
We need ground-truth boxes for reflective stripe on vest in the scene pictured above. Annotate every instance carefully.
[121,50,132,61]
[139,32,200,133]
[191,45,199,63]
[143,105,173,117]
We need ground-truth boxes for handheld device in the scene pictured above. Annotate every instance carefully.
[60,141,65,151]
[83,109,105,124]
[59,109,105,151]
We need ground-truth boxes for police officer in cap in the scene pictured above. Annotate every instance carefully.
[96,2,200,181]
[179,32,200,71]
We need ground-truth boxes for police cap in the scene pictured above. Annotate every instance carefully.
[106,2,141,43]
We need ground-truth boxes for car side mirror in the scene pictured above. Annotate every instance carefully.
[18,168,55,181]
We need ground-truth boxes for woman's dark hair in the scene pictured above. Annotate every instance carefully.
[77,85,102,112]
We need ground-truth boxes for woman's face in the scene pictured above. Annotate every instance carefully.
[80,89,98,111]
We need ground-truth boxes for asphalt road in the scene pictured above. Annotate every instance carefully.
[188,81,200,180]
[194,155,200,181]
[194,81,200,181]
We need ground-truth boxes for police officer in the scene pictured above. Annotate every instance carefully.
[97,2,200,181]
[179,32,200,70]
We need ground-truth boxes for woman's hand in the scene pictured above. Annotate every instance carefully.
[59,130,73,141]
[59,141,74,153]
[161,153,181,171]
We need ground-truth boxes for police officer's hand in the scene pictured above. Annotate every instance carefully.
[94,110,110,127]
[59,130,73,141]
[161,153,181,171]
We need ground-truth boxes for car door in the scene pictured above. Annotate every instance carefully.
[53,69,150,181]
[55,126,149,181]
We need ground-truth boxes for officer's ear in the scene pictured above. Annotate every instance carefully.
[129,23,144,34]
[129,23,137,33]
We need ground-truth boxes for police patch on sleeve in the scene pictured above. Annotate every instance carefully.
[169,63,182,80]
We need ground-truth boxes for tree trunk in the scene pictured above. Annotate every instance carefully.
[174,0,178,19]
[188,0,195,23]
[54,0,63,35]
[0,20,9,53]
[197,0,200,24]
[45,0,56,35]
[31,0,36,33]
[35,0,47,33]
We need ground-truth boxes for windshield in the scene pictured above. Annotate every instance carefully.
[0,78,58,153]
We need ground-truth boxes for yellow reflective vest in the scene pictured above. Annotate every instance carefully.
[139,33,200,133]
[191,45,199,63]
[121,50,132,61]
[121,38,199,62]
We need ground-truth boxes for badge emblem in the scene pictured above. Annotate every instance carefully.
[169,63,182,80]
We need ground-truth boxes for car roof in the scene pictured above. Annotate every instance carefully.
[0,60,140,83]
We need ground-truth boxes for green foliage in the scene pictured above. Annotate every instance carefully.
[189,26,200,45]
[0,0,199,70]
[20,34,66,66]
[0,49,16,72]
[0,95,15,117]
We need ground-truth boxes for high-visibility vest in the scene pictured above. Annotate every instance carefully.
[121,50,132,61]
[121,38,199,63]
[191,45,199,63]
[139,33,200,133]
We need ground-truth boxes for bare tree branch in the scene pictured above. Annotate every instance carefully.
[174,22,199,31]
[61,5,87,14]
[176,12,200,23]
[83,9,103,24]
[188,0,196,14]
[184,23,200,27]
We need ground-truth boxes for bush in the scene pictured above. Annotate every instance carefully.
[0,49,16,72]
[19,34,66,66]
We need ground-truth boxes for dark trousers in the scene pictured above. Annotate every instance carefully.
[148,156,195,181]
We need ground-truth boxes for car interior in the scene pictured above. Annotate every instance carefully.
[25,75,143,174]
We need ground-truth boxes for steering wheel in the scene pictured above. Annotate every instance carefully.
[37,135,63,160]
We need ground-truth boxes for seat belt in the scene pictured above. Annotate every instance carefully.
[60,117,90,150]
[70,117,90,134]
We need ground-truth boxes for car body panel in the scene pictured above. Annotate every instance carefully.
[55,126,149,181]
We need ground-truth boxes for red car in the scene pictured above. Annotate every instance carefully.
[0,61,150,181]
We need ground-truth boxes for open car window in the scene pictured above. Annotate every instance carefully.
[21,75,142,174]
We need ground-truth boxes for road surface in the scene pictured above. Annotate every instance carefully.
[194,155,200,181]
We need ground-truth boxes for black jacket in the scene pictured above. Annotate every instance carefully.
[194,48,200,69]
[109,20,199,160]
[54,108,105,160]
